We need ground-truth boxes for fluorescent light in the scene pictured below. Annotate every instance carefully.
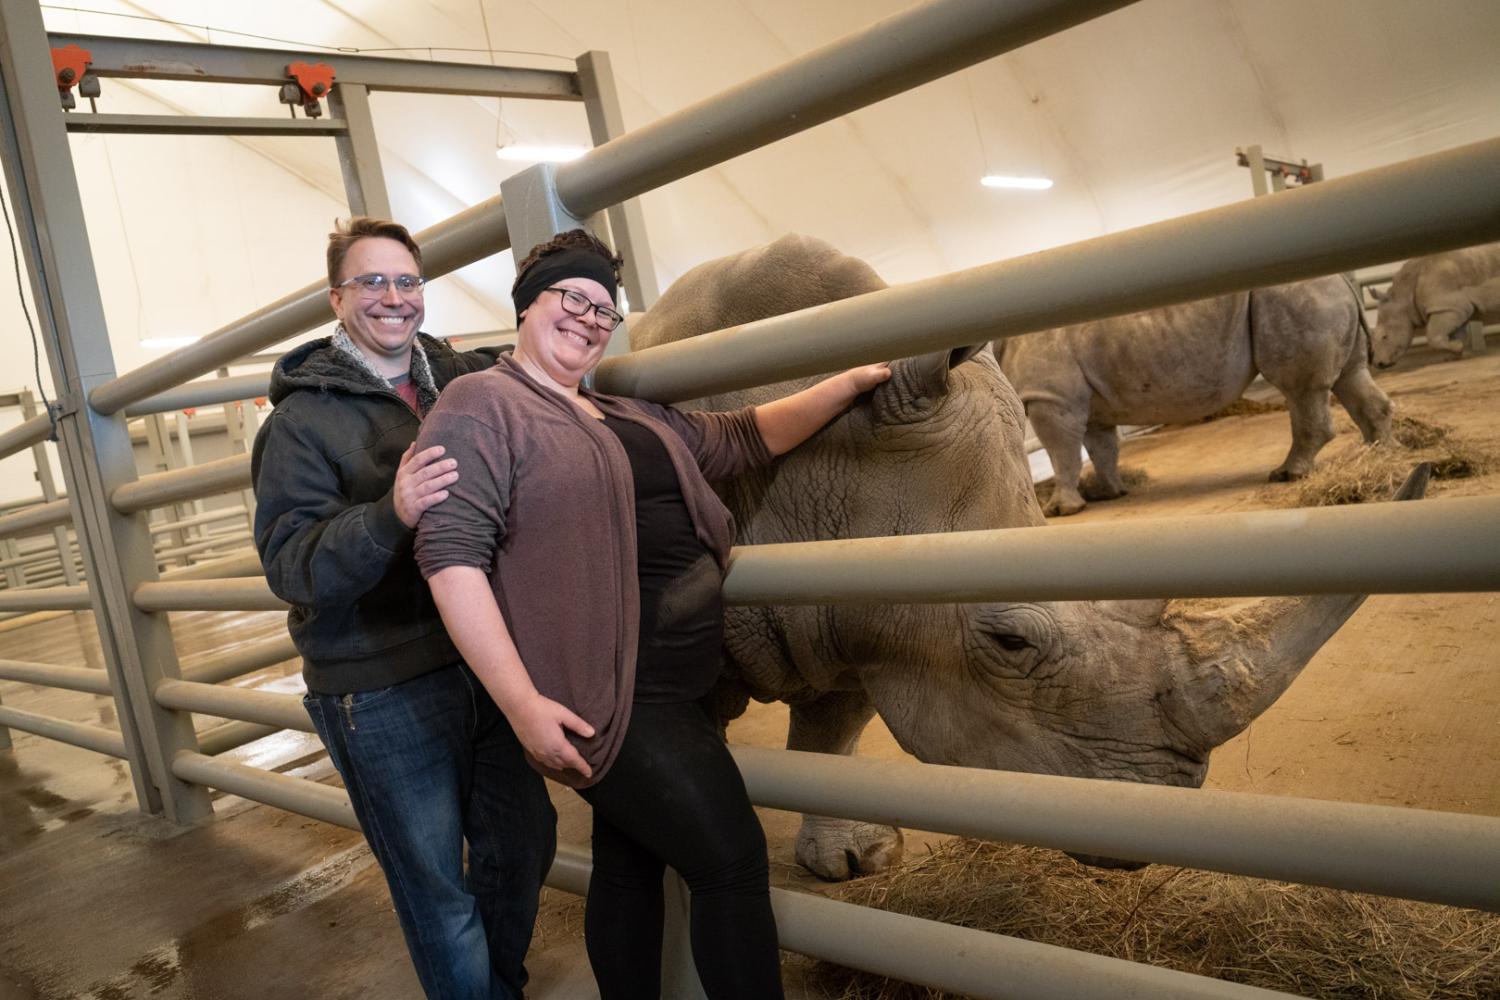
[496,144,588,163]
[140,336,200,349]
[981,175,1053,190]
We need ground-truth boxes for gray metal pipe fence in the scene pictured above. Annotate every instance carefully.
[195,720,282,757]
[0,412,54,463]
[112,454,252,515]
[181,635,300,686]
[0,586,91,612]
[153,679,313,733]
[0,657,111,695]
[0,704,125,758]
[0,499,71,542]
[597,136,1500,402]
[125,375,269,419]
[134,579,287,613]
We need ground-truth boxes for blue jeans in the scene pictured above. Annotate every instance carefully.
[305,663,556,1000]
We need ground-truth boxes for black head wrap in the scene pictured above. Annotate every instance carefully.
[512,248,618,319]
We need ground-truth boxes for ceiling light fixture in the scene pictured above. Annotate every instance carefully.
[981,175,1054,190]
[495,144,588,163]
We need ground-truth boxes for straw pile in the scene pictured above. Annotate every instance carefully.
[790,839,1500,999]
[1261,416,1497,509]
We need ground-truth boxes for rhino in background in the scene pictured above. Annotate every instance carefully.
[629,235,1414,879]
[995,277,1394,517]
[1371,241,1500,367]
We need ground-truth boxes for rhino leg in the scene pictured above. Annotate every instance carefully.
[1028,400,1089,516]
[1269,387,1336,481]
[1331,358,1394,445]
[1080,425,1128,501]
[787,689,904,880]
[1425,297,1474,357]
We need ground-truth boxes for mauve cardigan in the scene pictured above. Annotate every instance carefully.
[413,353,772,786]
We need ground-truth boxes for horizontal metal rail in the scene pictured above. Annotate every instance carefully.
[112,454,251,514]
[154,531,252,563]
[171,751,355,828]
[722,495,1500,603]
[147,506,247,536]
[196,720,283,757]
[731,746,1500,913]
[770,882,1301,1000]
[158,548,264,582]
[134,578,287,612]
[63,114,348,137]
[123,495,1500,613]
[0,499,71,542]
[154,679,313,733]
[597,137,1500,401]
[86,0,1128,414]
[0,586,91,612]
[125,374,270,418]
[182,634,300,686]
[0,705,126,757]
[52,33,582,100]
[553,0,1136,216]
[0,412,53,463]
[0,657,111,694]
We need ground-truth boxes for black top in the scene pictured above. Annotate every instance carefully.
[602,414,724,703]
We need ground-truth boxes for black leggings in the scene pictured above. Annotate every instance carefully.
[578,699,784,1000]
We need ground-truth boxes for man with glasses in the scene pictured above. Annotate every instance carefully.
[251,217,555,1000]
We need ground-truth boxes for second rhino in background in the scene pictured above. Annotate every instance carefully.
[995,276,1393,516]
[1371,241,1500,367]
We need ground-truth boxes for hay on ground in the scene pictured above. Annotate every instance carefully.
[1261,416,1496,508]
[788,839,1500,1000]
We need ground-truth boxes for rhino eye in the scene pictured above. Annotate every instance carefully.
[994,633,1032,652]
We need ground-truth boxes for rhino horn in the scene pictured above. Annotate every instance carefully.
[1164,465,1431,750]
[891,344,988,402]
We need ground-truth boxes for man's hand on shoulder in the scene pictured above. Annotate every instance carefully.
[394,444,459,529]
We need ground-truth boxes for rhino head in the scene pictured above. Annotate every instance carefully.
[629,235,1410,877]
[1371,287,1417,368]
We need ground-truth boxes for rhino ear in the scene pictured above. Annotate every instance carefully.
[893,344,988,401]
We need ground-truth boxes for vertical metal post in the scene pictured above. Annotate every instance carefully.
[329,82,392,220]
[19,388,77,585]
[143,413,191,566]
[1245,144,1268,197]
[1466,319,1487,355]
[576,51,661,317]
[0,0,210,820]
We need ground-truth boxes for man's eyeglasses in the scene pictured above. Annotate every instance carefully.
[545,287,624,331]
[336,273,426,298]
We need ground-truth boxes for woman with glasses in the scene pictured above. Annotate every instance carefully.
[414,229,888,999]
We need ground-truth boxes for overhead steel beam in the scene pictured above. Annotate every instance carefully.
[733,746,1500,914]
[328,83,391,219]
[554,0,1137,216]
[596,136,1500,401]
[722,494,1500,604]
[62,114,348,136]
[48,33,581,100]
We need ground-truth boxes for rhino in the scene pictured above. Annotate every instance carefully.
[994,277,1394,517]
[1370,241,1500,368]
[628,235,1419,879]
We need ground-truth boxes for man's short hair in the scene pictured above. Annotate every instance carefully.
[327,217,423,287]
[511,228,624,299]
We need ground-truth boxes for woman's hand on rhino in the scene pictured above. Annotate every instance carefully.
[509,690,596,778]
[844,362,892,396]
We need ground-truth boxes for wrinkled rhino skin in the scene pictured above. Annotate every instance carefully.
[995,278,1393,516]
[1372,242,1500,367]
[628,235,1419,879]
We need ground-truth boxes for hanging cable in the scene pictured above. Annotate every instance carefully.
[0,177,58,442]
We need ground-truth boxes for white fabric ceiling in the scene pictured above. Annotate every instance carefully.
[5,0,1500,382]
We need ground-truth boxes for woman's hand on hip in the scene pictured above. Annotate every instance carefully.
[510,691,597,778]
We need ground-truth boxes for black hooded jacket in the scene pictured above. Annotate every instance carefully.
[251,333,501,694]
